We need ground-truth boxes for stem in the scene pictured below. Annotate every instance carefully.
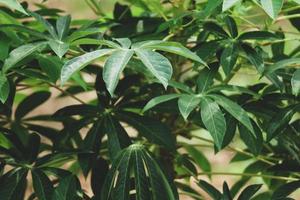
[276,14,300,21]
[48,83,86,104]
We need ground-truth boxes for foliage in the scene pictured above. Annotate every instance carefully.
[0,0,300,199]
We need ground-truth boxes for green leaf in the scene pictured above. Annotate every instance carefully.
[238,120,263,155]
[238,31,278,40]
[260,0,284,19]
[200,96,227,150]
[56,15,71,40]
[15,91,51,120]
[104,115,131,160]
[70,38,121,49]
[222,0,240,11]
[291,69,300,96]
[48,40,69,58]
[271,181,300,199]
[143,94,182,112]
[0,0,27,15]
[103,49,134,96]
[134,40,206,65]
[198,180,222,199]
[204,0,223,16]
[53,175,82,200]
[32,169,54,200]
[0,169,28,200]
[60,49,115,85]
[135,49,173,89]
[237,184,262,200]
[241,44,264,74]
[209,94,254,135]
[204,22,229,38]
[197,63,219,93]
[221,42,238,76]
[29,11,58,39]
[266,104,300,141]
[184,146,211,175]
[178,94,201,120]
[0,73,9,104]
[38,55,62,82]
[101,145,133,200]
[117,112,176,151]
[3,42,47,73]
[264,58,300,75]
[224,16,238,38]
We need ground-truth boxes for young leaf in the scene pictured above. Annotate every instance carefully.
[260,0,284,19]
[209,94,254,135]
[32,169,54,200]
[143,94,182,112]
[48,40,69,58]
[220,42,238,76]
[134,40,206,65]
[3,42,47,73]
[56,15,71,40]
[0,0,27,15]
[222,0,240,11]
[103,49,134,96]
[135,49,172,89]
[60,49,115,85]
[200,96,227,150]
[0,73,9,103]
[178,94,201,120]
[237,184,262,200]
[291,69,300,96]
[29,11,58,39]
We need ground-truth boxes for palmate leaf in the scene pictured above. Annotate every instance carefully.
[3,42,48,73]
[135,49,173,89]
[0,0,27,15]
[32,169,54,200]
[56,15,71,40]
[101,144,177,200]
[220,42,238,75]
[0,169,28,200]
[208,94,255,135]
[103,49,134,96]
[53,175,82,200]
[198,180,222,200]
[200,96,226,150]
[143,94,182,112]
[133,40,206,65]
[178,94,201,120]
[237,184,262,200]
[60,49,115,85]
[260,0,284,19]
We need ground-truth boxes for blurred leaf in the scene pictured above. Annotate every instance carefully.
[184,146,211,175]
[143,94,181,112]
[222,0,240,11]
[221,42,238,76]
[198,180,222,200]
[238,31,278,40]
[271,181,300,199]
[260,0,283,19]
[0,0,27,15]
[0,73,9,103]
[237,184,262,200]
[56,15,71,40]
[291,69,300,96]
[53,175,82,200]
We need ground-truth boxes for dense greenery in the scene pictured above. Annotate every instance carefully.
[0,0,300,199]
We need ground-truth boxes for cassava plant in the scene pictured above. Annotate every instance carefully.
[0,0,300,199]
